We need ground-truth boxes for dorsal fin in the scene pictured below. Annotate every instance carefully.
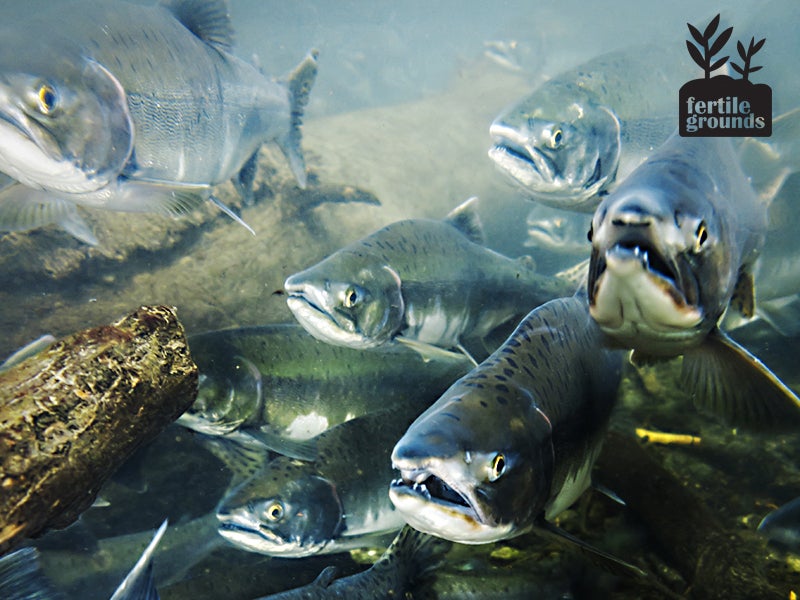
[444,197,485,245]
[160,0,234,53]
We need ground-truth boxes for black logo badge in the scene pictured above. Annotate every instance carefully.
[679,14,772,137]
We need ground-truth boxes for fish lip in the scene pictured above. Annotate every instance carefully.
[589,242,704,338]
[489,122,556,183]
[602,240,698,307]
[217,517,326,556]
[390,460,491,526]
[285,291,368,348]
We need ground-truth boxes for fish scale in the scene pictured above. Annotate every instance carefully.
[285,198,573,353]
[180,323,471,439]
[588,133,800,431]
[0,0,318,243]
[217,399,434,557]
[390,294,624,544]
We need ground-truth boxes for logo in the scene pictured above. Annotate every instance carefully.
[679,14,772,137]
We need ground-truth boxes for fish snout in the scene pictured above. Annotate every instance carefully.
[605,191,666,229]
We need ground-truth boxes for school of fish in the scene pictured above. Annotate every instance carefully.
[1,1,799,599]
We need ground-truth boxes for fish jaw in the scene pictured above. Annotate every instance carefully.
[589,244,704,352]
[216,467,343,557]
[285,292,374,349]
[284,264,404,349]
[178,356,263,435]
[216,508,329,557]
[389,454,514,544]
[488,106,620,212]
[0,111,100,193]
[0,63,132,194]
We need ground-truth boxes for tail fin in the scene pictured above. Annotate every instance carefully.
[282,50,319,189]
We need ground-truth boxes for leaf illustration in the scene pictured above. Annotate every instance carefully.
[737,40,747,60]
[752,37,765,54]
[686,41,706,69]
[749,65,763,73]
[687,22,705,45]
[709,26,733,56]
[730,62,745,75]
[709,55,729,72]
[703,14,721,40]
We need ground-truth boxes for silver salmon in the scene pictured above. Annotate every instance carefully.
[390,294,636,575]
[284,198,573,357]
[489,46,686,212]
[0,0,317,243]
[587,132,800,431]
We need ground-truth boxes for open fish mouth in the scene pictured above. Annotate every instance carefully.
[389,461,512,543]
[589,241,702,334]
[391,472,474,513]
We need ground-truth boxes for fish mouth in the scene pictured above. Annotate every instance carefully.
[489,122,603,209]
[589,240,703,343]
[526,218,568,249]
[489,122,556,184]
[0,108,97,193]
[217,515,326,557]
[285,290,369,349]
[389,460,512,544]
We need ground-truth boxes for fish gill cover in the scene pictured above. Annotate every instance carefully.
[679,14,772,136]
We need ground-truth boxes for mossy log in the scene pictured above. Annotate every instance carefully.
[0,306,198,555]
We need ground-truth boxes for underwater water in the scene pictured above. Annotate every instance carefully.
[0,0,799,598]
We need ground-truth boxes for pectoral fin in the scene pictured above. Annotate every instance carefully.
[395,337,475,364]
[681,328,800,431]
[536,518,647,579]
[0,184,97,245]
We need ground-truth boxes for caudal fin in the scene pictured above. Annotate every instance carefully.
[282,50,319,189]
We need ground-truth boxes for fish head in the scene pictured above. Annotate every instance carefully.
[587,171,731,354]
[0,49,133,193]
[284,253,405,349]
[178,355,263,436]
[216,458,343,557]
[489,89,621,211]
[390,382,553,544]
[525,207,591,254]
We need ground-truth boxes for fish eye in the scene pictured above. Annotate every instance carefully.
[694,221,708,252]
[549,128,563,149]
[343,287,360,309]
[489,453,506,482]
[264,501,284,522]
[36,83,58,115]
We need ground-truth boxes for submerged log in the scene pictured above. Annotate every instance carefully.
[0,306,198,556]
[596,431,785,599]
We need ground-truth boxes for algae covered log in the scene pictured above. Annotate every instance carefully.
[0,306,198,556]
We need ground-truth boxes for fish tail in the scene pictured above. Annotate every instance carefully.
[282,49,320,189]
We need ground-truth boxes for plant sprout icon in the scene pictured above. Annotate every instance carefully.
[731,37,766,82]
[686,15,732,79]
[686,14,766,81]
